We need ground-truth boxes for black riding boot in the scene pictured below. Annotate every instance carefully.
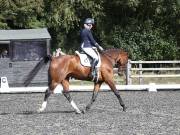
[90,59,98,78]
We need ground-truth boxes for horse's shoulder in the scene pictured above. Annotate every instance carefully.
[100,53,109,60]
[65,54,79,62]
[100,54,113,66]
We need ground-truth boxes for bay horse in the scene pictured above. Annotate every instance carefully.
[24,49,128,114]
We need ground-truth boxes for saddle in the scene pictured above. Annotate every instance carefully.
[75,51,101,67]
[75,50,101,82]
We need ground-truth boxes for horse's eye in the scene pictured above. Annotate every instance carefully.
[117,61,121,65]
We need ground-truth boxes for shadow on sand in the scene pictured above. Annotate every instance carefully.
[0,110,75,115]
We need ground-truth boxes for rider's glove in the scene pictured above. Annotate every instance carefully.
[95,43,104,52]
[98,46,104,51]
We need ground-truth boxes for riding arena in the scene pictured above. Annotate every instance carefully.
[0,29,180,135]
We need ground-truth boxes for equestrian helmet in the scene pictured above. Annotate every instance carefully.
[84,18,94,25]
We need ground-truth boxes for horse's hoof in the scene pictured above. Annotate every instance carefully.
[75,110,82,114]
[82,109,86,114]
[85,106,90,111]
[123,106,127,112]
[37,108,44,113]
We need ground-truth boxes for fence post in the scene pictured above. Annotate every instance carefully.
[126,59,132,85]
[139,62,143,84]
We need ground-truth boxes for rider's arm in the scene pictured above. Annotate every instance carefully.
[87,30,97,46]
[87,30,104,51]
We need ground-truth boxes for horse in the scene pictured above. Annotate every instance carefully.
[24,49,128,114]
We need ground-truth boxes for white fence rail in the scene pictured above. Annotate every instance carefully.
[126,60,180,85]
[0,77,180,93]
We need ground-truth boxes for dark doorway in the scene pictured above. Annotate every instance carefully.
[0,43,9,58]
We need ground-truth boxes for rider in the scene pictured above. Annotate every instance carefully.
[80,18,104,77]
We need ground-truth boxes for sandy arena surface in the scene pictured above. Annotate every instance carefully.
[0,91,180,135]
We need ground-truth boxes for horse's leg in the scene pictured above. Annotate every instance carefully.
[106,79,127,111]
[38,88,51,112]
[38,79,60,112]
[62,79,81,114]
[84,82,102,112]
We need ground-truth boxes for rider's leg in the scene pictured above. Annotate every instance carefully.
[82,47,99,77]
[91,59,98,76]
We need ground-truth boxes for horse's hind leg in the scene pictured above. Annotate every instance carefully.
[38,88,51,112]
[62,79,81,114]
[106,80,127,111]
[84,82,102,113]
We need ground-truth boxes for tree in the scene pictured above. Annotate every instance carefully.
[43,0,104,52]
[0,0,45,29]
[0,0,179,59]
[99,0,179,60]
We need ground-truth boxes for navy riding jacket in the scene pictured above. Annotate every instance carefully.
[80,28,97,48]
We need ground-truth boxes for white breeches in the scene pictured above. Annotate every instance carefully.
[82,47,99,61]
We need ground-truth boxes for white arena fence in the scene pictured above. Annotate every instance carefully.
[0,78,180,93]
[0,60,180,93]
[126,60,180,85]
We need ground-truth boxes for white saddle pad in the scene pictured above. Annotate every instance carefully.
[75,51,101,67]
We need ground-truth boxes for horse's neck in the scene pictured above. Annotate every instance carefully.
[102,53,116,66]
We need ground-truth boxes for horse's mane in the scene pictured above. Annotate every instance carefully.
[102,48,128,62]
[103,48,122,53]
[103,48,125,55]
[101,49,121,61]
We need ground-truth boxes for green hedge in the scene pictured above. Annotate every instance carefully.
[109,25,178,60]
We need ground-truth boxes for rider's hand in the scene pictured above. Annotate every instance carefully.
[98,46,104,51]
[95,43,104,52]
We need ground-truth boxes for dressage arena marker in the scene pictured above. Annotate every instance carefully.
[0,77,180,93]
[148,83,157,92]
[0,77,9,89]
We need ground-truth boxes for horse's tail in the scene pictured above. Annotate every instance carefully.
[24,55,52,86]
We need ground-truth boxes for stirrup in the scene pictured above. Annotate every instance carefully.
[90,71,95,78]
[90,69,97,78]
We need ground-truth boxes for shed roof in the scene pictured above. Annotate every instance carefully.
[0,28,51,40]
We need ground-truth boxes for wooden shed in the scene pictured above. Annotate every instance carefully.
[0,28,51,86]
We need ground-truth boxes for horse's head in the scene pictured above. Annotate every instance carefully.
[103,49,128,75]
[116,50,128,75]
